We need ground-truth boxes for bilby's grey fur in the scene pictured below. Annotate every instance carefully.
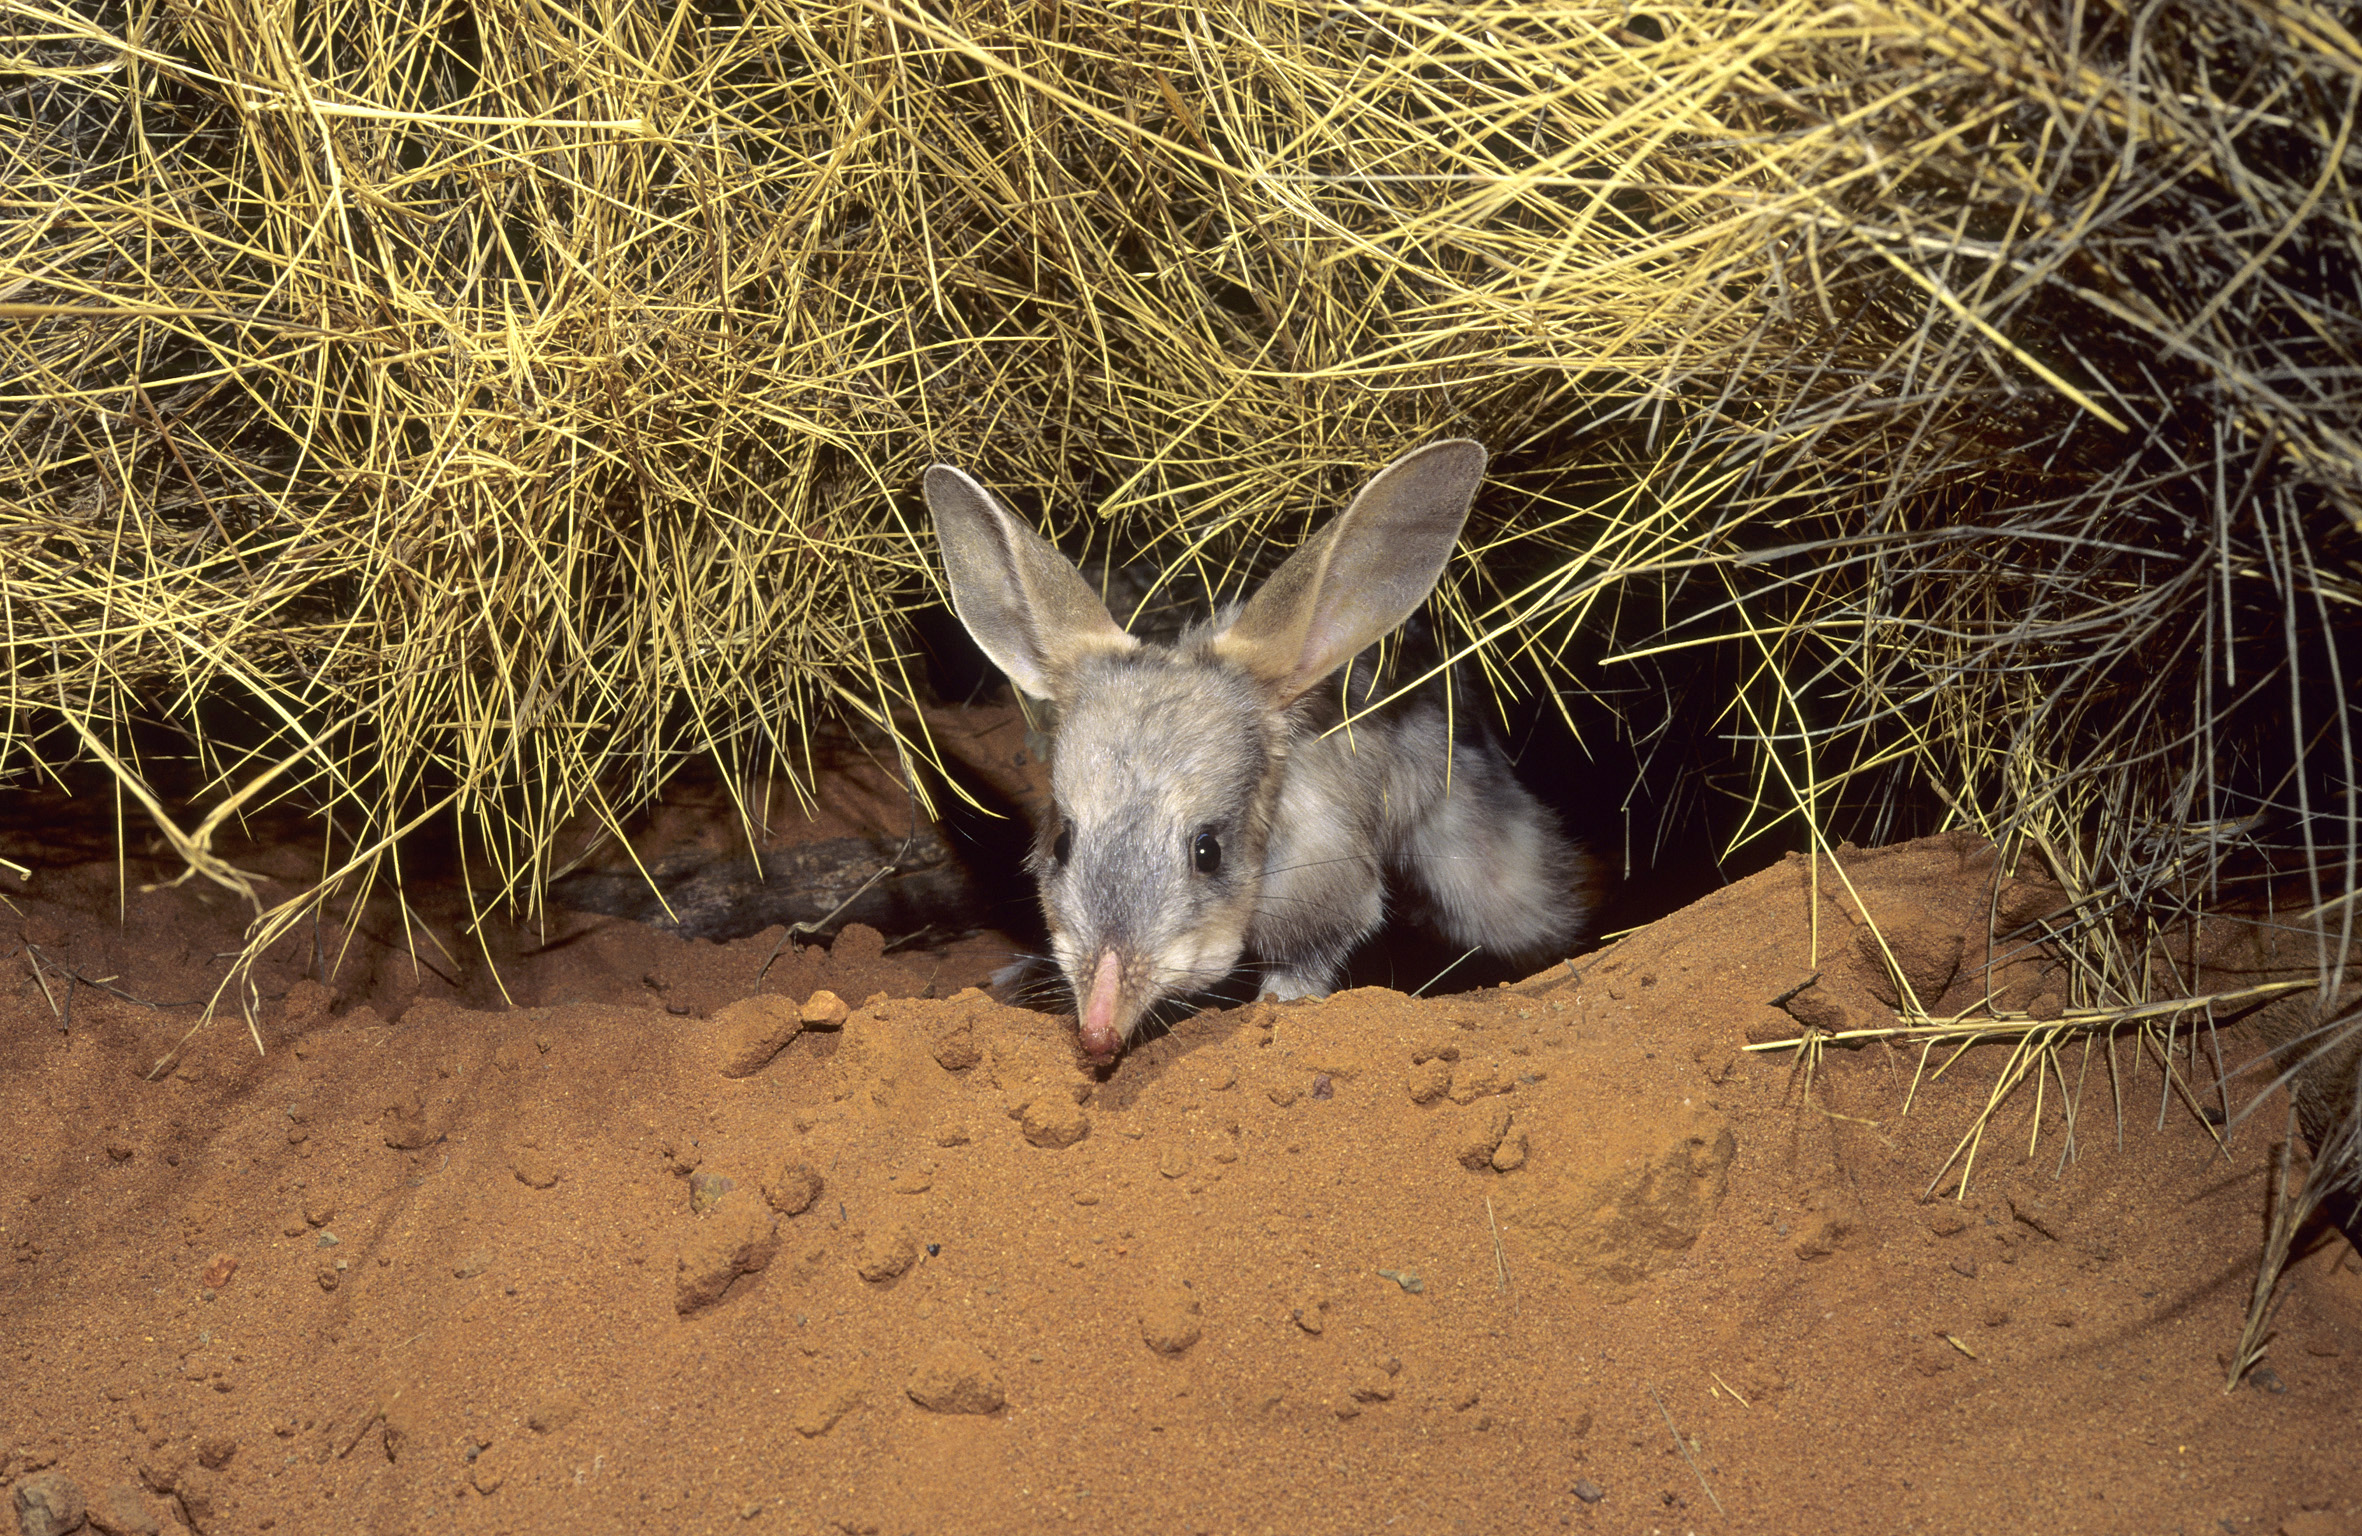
[925,439,1589,1060]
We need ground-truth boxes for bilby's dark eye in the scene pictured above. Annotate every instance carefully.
[1192,828,1222,875]
[1052,821,1073,865]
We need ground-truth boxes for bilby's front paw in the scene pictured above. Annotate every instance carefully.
[1259,973,1330,1003]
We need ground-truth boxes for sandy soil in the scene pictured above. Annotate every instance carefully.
[4,810,2359,1536]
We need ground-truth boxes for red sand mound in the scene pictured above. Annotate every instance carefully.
[3,834,2356,1535]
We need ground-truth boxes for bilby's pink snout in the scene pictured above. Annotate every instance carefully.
[1078,947,1124,1061]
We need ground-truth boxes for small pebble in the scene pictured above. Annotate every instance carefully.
[12,1471,85,1536]
[1404,1060,1451,1104]
[1572,1480,1606,1504]
[855,1226,918,1283]
[1455,1102,1514,1171]
[711,994,804,1076]
[931,1025,981,1072]
[510,1148,562,1190]
[905,1344,1005,1414]
[793,1380,869,1436]
[89,1480,159,1536]
[1140,1292,1203,1355]
[674,1194,779,1315]
[761,1160,824,1216]
[1020,1096,1090,1149]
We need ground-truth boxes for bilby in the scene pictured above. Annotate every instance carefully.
[925,439,1589,1062]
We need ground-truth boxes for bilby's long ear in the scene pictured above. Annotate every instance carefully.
[925,465,1136,702]
[1211,439,1486,705]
